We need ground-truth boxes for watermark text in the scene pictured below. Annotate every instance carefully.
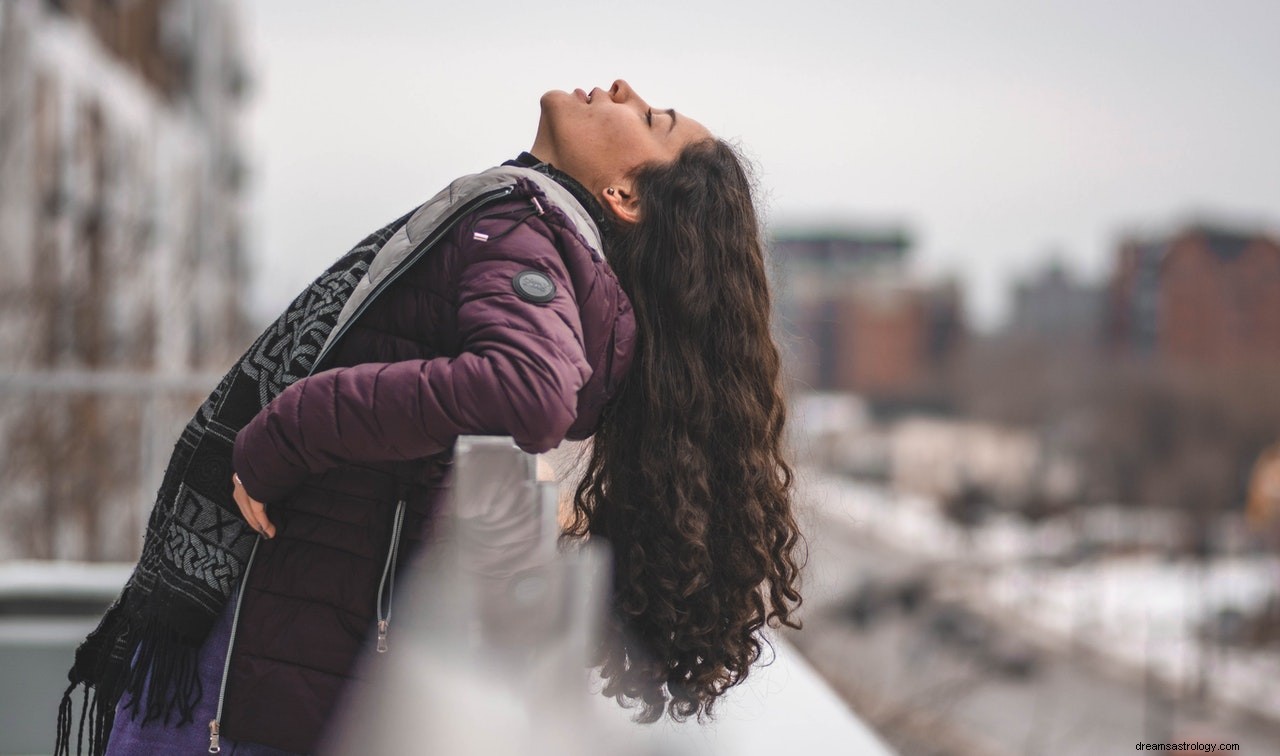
[1136,743,1240,752]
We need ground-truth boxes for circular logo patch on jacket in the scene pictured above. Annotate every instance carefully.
[512,269,556,303]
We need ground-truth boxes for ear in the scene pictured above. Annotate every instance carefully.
[601,185,641,226]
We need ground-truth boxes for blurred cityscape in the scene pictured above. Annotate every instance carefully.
[773,223,1280,753]
[2,1,1280,755]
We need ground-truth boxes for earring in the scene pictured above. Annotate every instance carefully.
[605,188,615,196]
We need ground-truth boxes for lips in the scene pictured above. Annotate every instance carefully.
[574,88,591,103]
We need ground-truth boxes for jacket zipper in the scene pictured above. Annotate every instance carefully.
[376,482,410,653]
[208,185,512,752]
[208,534,261,753]
[206,487,408,751]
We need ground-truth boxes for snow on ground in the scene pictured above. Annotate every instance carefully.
[799,465,1280,724]
[985,555,1280,722]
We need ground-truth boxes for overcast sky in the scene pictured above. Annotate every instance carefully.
[240,0,1280,331]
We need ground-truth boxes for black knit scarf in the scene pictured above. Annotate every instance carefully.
[54,209,415,756]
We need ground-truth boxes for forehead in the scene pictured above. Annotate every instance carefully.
[656,109,711,151]
[674,121,712,157]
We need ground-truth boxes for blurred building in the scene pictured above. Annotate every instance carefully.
[0,0,251,560]
[771,228,963,411]
[1008,259,1103,347]
[1106,223,1280,367]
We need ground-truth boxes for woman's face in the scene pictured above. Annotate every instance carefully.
[531,79,711,201]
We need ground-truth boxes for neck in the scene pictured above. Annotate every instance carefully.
[527,133,559,177]
[528,138,606,198]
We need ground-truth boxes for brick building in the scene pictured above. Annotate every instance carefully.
[1107,223,1280,367]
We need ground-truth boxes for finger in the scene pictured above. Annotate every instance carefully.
[235,487,265,535]
[231,484,251,526]
[233,482,269,537]
[249,499,276,538]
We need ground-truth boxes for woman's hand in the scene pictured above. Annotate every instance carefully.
[232,472,276,538]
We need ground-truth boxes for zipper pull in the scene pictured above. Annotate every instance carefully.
[377,619,390,653]
[208,719,221,753]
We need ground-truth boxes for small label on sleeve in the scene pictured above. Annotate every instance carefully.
[512,269,557,303]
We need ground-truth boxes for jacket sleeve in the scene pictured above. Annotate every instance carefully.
[231,212,594,503]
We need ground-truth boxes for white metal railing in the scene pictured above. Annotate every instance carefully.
[324,435,895,756]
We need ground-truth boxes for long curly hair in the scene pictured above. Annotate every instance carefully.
[563,138,806,723]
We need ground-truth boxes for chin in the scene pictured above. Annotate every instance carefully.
[536,91,575,137]
[539,89,571,108]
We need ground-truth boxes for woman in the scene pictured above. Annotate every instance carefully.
[57,79,804,755]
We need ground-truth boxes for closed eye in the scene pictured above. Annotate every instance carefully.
[646,108,653,127]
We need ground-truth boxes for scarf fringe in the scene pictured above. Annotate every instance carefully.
[54,679,77,756]
[119,617,204,728]
[54,616,203,756]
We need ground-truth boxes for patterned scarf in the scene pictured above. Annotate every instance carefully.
[54,209,415,756]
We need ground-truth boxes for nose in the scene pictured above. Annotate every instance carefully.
[609,79,646,108]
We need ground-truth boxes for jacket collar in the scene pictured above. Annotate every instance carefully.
[504,152,616,248]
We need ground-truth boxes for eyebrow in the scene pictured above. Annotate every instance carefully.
[667,108,677,133]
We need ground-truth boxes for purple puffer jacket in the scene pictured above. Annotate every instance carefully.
[223,165,635,753]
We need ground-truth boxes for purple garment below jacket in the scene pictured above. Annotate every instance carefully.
[103,583,302,756]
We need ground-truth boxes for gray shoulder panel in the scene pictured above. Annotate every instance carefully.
[318,165,603,360]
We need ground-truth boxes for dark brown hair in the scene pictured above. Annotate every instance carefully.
[564,138,806,722]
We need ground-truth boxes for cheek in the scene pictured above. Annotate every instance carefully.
[599,115,660,160]
[551,109,604,150]
[558,110,664,176]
